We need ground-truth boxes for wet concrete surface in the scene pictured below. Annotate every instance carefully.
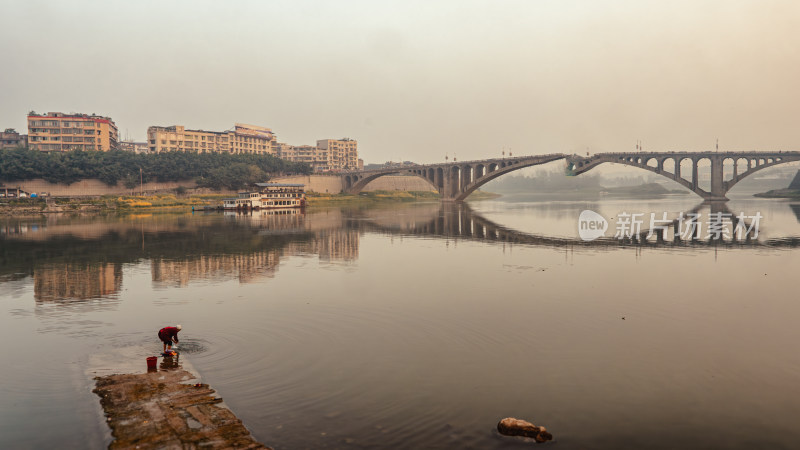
[93,366,269,449]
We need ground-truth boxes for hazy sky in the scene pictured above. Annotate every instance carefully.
[1,0,799,164]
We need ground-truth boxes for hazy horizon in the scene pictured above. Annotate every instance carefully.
[2,0,799,164]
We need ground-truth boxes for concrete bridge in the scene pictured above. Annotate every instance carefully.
[338,151,800,202]
[566,151,800,201]
[341,154,564,201]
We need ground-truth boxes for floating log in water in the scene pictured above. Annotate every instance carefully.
[94,368,269,449]
[497,417,553,443]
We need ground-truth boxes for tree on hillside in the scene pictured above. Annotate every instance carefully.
[0,148,311,186]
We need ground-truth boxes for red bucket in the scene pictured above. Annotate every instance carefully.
[146,356,158,370]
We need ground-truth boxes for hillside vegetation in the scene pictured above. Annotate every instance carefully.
[0,147,311,190]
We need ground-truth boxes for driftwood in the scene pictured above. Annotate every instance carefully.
[497,417,553,443]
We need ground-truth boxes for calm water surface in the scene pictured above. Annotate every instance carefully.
[2,195,800,449]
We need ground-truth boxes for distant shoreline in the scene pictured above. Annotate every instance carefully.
[490,182,691,200]
[0,191,505,215]
[754,188,800,199]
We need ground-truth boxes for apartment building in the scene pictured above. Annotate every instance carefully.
[27,112,118,152]
[0,128,27,149]
[147,123,276,155]
[146,122,358,173]
[276,143,314,163]
[316,138,359,171]
[233,123,275,154]
[276,139,359,172]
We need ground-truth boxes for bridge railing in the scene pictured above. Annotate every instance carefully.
[349,153,568,173]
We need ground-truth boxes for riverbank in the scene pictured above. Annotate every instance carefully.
[0,190,500,215]
[307,190,498,204]
[94,367,269,449]
[754,188,800,199]
[0,194,229,215]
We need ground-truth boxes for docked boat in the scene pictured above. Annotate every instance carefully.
[222,183,306,210]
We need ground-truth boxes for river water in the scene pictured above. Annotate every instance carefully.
[2,195,800,449]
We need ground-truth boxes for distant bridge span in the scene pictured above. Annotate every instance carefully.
[566,151,800,201]
[335,151,800,202]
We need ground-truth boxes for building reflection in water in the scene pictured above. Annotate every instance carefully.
[34,263,122,302]
[149,229,360,287]
[305,229,359,262]
[151,252,281,286]
[149,209,360,287]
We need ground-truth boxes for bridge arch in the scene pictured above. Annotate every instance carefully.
[724,156,791,192]
[341,154,566,201]
[676,157,692,183]
[344,174,356,190]
[723,157,736,182]
[345,169,439,194]
[663,158,676,176]
[736,157,748,174]
[697,157,712,192]
[565,151,800,201]
[451,156,565,201]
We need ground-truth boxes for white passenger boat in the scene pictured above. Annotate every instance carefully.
[222,183,306,210]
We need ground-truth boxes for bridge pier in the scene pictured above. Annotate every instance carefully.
[709,155,727,200]
[441,166,459,201]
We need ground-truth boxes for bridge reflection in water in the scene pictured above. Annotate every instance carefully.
[349,202,800,249]
[3,202,799,302]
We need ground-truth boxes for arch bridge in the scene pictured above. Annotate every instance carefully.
[341,153,565,201]
[566,151,800,201]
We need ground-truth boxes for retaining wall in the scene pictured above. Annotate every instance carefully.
[0,179,224,197]
[2,174,436,197]
[273,175,437,193]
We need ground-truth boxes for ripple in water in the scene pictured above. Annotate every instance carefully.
[175,339,208,354]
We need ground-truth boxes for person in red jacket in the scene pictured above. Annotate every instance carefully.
[158,324,182,353]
